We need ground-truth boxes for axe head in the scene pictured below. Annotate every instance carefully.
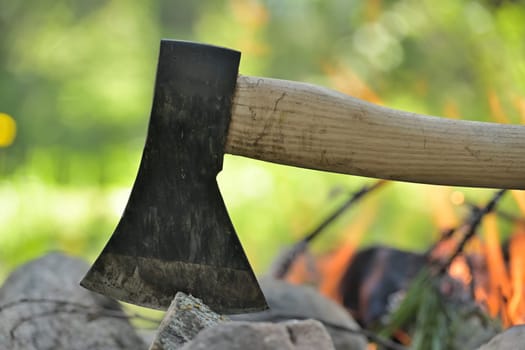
[81,40,268,313]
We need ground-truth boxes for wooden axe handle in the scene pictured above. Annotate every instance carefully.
[226,75,525,189]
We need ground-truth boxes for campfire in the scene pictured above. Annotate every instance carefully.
[279,64,525,347]
[280,186,525,348]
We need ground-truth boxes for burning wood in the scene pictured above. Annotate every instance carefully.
[280,188,525,349]
[337,246,425,328]
[508,231,525,325]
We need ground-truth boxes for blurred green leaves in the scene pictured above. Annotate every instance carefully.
[1,0,524,279]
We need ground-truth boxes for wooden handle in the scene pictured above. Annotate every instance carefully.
[225,75,525,189]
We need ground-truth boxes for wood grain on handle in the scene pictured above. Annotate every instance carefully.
[225,75,525,189]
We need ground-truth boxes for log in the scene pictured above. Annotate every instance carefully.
[149,291,336,350]
[149,292,228,350]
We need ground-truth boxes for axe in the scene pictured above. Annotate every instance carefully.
[81,39,525,314]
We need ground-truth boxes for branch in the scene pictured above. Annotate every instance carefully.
[272,180,387,279]
[436,189,507,274]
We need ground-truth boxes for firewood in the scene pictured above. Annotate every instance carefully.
[149,292,228,350]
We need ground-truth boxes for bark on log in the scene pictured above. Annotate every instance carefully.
[149,292,228,350]
[149,291,336,350]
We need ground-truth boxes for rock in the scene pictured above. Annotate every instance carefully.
[0,252,147,350]
[138,329,157,347]
[180,319,335,350]
[150,292,229,350]
[451,309,501,350]
[231,277,367,350]
[477,325,525,350]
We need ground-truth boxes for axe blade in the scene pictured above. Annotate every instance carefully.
[81,40,268,313]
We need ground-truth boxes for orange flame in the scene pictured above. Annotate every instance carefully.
[316,240,356,303]
[230,0,269,29]
[317,192,380,301]
[512,190,525,216]
[449,255,472,285]
[487,90,511,124]
[443,99,460,119]
[285,254,317,286]
[508,230,525,325]
[322,62,383,104]
[512,96,525,124]
[483,214,512,325]
[423,186,460,232]
[437,218,525,328]
[284,185,380,302]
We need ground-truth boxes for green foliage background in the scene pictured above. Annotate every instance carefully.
[1,0,524,280]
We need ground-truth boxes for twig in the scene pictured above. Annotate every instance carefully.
[423,226,462,259]
[437,189,507,274]
[464,200,525,226]
[465,255,478,301]
[272,180,387,278]
[494,209,525,226]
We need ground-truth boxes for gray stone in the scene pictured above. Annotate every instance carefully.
[452,309,501,350]
[477,325,525,350]
[231,277,367,350]
[180,320,335,350]
[0,252,147,350]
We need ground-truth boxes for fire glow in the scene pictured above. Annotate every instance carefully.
[446,215,525,327]
[282,68,525,332]
[284,194,525,332]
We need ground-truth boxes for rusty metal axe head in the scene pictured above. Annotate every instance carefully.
[80,40,267,313]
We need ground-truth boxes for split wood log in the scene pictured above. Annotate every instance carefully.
[149,291,336,350]
[149,292,228,350]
